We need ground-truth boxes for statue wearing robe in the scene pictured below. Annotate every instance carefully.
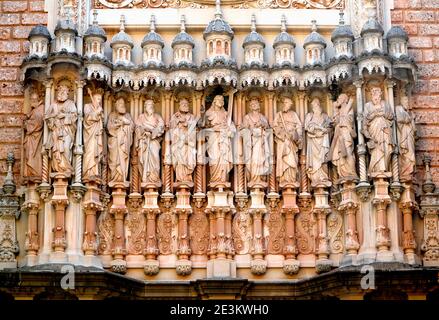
[107,98,134,187]
[240,98,270,188]
[363,87,395,178]
[83,89,104,181]
[135,100,165,188]
[329,94,358,183]
[305,98,332,188]
[170,99,197,184]
[396,96,416,182]
[23,92,44,181]
[203,95,236,187]
[273,98,302,188]
[45,85,77,178]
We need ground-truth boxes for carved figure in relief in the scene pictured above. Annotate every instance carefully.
[83,88,104,181]
[363,87,394,178]
[135,99,165,187]
[396,96,416,182]
[169,98,197,184]
[305,98,332,187]
[273,97,302,188]
[203,95,236,187]
[329,93,358,183]
[45,84,77,177]
[107,97,134,186]
[240,98,270,188]
[23,91,44,181]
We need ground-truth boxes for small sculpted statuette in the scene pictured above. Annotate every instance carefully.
[396,96,416,182]
[169,98,197,185]
[45,84,77,178]
[203,95,236,188]
[305,98,332,188]
[329,93,359,183]
[135,99,165,188]
[83,88,104,182]
[363,87,395,178]
[273,97,302,188]
[23,91,44,182]
[107,97,134,187]
[240,98,270,188]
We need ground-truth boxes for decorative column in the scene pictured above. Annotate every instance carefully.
[373,178,393,262]
[339,182,360,265]
[174,184,192,275]
[51,176,69,261]
[143,197,160,276]
[82,182,102,267]
[281,187,300,275]
[354,80,371,201]
[23,183,40,266]
[399,185,418,265]
[249,187,267,275]
[314,187,332,273]
[0,153,20,270]
[110,185,128,273]
[267,92,277,195]
[420,155,439,266]
[387,79,403,200]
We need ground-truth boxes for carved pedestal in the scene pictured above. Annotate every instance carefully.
[23,183,40,266]
[339,182,360,265]
[50,177,69,262]
[249,188,267,275]
[399,183,419,265]
[314,187,332,273]
[175,184,192,276]
[143,188,161,276]
[373,178,393,262]
[110,187,128,273]
[281,188,300,275]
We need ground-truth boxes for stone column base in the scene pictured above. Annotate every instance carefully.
[207,258,236,278]
[315,259,332,274]
[250,259,267,275]
[144,259,160,275]
[176,259,192,276]
[283,259,300,275]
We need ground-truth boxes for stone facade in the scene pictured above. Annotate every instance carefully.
[0,0,439,300]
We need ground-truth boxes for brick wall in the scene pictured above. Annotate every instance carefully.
[391,0,439,185]
[0,1,47,185]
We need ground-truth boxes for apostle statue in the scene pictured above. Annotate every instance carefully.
[45,84,77,178]
[107,97,134,187]
[203,94,236,187]
[396,96,416,182]
[273,97,302,188]
[135,99,165,188]
[305,98,332,188]
[169,98,197,185]
[83,88,104,182]
[329,93,359,183]
[23,91,44,181]
[362,86,395,178]
[240,98,270,188]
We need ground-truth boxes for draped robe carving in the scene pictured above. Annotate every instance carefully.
[396,97,416,182]
[135,100,165,187]
[107,98,134,186]
[23,92,44,181]
[45,85,77,177]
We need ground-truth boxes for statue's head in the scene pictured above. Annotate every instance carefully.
[249,98,260,112]
[179,98,189,113]
[115,98,126,114]
[93,93,102,106]
[371,87,383,104]
[56,85,69,103]
[337,93,348,106]
[212,95,224,109]
[311,98,321,113]
[401,96,409,110]
[30,92,40,109]
[281,97,293,112]
[144,99,155,115]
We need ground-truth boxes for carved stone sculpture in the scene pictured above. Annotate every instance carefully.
[203,95,236,187]
[23,91,44,182]
[273,97,302,188]
[329,93,359,183]
[169,98,197,185]
[45,84,77,178]
[305,98,332,188]
[396,96,416,182]
[83,88,104,182]
[363,86,394,178]
[240,98,270,188]
[135,99,165,188]
[107,97,134,187]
